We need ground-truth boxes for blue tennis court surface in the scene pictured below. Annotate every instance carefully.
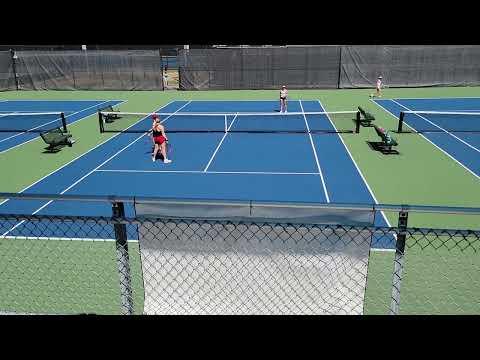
[1,100,391,247]
[0,99,124,153]
[373,97,480,179]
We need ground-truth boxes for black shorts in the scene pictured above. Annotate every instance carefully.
[280,97,286,100]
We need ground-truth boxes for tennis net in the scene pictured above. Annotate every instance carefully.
[0,112,68,133]
[398,111,480,133]
[98,111,361,134]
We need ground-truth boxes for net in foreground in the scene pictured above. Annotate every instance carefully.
[0,112,68,133]
[398,111,480,133]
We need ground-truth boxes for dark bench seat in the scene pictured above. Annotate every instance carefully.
[373,125,398,153]
[40,128,75,152]
[358,106,376,127]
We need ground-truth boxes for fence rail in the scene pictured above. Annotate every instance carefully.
[0,192,479,315]
[2,192,480,215]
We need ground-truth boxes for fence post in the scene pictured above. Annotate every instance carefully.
[159,48,165,91]
[10,49,19,90]
[337,46,343,89]
[112,201,134,315]
[390,210,408,315]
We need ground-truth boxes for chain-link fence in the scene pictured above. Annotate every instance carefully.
[3,46,480,91]
[178,46,342,90]
[0,50,16,91]
[0,193,479,315]
[179,45,480,90]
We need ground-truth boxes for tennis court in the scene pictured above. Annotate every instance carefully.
[373,97,480,179]
[0,99,124,153]
[0,99,390,244]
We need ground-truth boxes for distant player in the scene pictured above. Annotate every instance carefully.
[376,76,383,97]
[163,66,169,88]
[280,85,288,113]
[151,114,172,164]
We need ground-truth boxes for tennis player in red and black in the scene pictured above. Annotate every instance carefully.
[151,114,172,164]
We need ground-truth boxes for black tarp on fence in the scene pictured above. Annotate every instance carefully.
[0,51,16,91]
[339,45,480,88]
[3,46,480,91]
[14,50,165,90]
[179,47,341,90]
[179,45,480,90]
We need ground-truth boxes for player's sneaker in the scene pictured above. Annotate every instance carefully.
[164,159,172,164]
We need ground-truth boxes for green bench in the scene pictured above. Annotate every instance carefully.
[40,128,75,152]
[373,125,398,153]
[357,106,375,127]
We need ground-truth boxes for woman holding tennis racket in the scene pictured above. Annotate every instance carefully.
[151,114,172,164]
[280,85,288,113]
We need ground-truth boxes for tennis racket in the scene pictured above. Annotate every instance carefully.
[166,140,173,156]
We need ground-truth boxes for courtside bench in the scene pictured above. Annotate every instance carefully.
[358,106,376,127]
[372,125,398,154]
[40,127,75,152]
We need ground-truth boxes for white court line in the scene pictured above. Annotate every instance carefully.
[370,98,480,181]
[3,99,127,102]
[0,101,175,209]
[391,96,480,100]
[0,100,126,155]
[203,113,239,172]
[1,235,138,243]
[299,100,330,203]
[398,110,480,113]
[1,101,190,237]
[317,100,392,228]
[391,99,480,154]
[95,169,321,175]
[0,99,114,146]
[185,99,289,102]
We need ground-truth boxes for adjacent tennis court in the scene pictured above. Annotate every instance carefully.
[373,97,480,179]
[0,99,124,153]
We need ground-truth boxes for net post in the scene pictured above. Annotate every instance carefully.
[60,113,68,133]
[389,210,408,315]
[355,111,361,133]
[398,112,405,133]
[98,111,104,133]
[112,201,134,315]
